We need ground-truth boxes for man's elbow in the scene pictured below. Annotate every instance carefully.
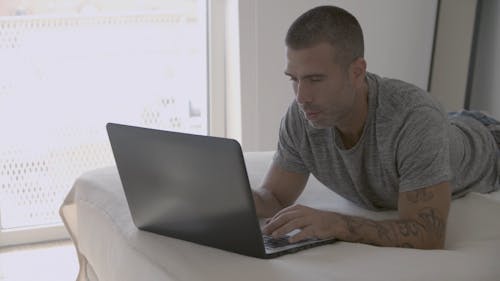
[411,234,446,250]
[424,225,447,249]
[426,236,446,250]
[419,240,445,250]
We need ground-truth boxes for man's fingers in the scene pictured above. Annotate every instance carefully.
[270,217,310,238]
[263,205,310,235]
[262,205,333,241]
[288,227,314,243]
[262,210,301,235]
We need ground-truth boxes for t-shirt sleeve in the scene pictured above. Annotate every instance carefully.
[396,106,452,192]
[273,102,310,174]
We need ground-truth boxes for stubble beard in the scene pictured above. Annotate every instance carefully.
[307,119,328,129]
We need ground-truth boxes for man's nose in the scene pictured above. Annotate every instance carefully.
[295,81,312,104]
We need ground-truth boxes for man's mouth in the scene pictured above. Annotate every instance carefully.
[304,110,321,120]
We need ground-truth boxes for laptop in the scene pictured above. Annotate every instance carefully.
[106,123,335,258]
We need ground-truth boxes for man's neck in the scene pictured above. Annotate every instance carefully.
[336,80,369,149]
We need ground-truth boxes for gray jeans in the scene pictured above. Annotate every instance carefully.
[449,110,500,148]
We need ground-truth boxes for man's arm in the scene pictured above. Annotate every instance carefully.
[263,181,451,249]
[253,160,309,218]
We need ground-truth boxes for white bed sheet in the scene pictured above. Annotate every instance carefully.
[60,152,500,281]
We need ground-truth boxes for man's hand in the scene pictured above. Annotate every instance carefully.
[262,204,342,243]
[262,182,451,249]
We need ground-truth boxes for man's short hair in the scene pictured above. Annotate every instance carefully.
[285,6,364,68]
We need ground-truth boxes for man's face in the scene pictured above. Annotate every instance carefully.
[285,43,357,129]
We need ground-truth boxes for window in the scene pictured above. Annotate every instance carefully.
[0,0,209,245]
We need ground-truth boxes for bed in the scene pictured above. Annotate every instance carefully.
[60,151,500,281]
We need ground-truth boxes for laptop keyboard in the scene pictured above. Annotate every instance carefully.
[263,235,294,249]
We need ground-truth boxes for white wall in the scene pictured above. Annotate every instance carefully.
[469,0,500,118]
[228,0,438,151]
[429,0,478,111]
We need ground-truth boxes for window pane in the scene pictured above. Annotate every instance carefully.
[0,1,208,229]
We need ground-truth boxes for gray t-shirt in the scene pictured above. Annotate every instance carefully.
[274,72,499,210]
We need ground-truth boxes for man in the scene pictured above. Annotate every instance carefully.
[253,5,500,250]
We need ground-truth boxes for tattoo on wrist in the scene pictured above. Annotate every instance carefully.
[342,216,398,243]
[342,216,363,237]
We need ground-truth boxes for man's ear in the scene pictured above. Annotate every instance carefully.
[350,57,367,83]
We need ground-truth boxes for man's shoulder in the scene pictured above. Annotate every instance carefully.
[368,73,444,119]
[368,73,448,153]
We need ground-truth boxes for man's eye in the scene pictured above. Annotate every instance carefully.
[310,77,323,82]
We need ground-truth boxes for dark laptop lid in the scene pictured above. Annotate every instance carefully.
[106,123,266,258]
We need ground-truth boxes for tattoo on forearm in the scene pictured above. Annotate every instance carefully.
[340,207,445,248]
[342,216,398,243]
[396,220,424,238]
[406,189,434,203]
[373,222,397,242]
[417,207,445,239]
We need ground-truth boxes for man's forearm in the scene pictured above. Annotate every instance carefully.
[263,184,450,250]
[253,189,285,218]
[336,210,446,249]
